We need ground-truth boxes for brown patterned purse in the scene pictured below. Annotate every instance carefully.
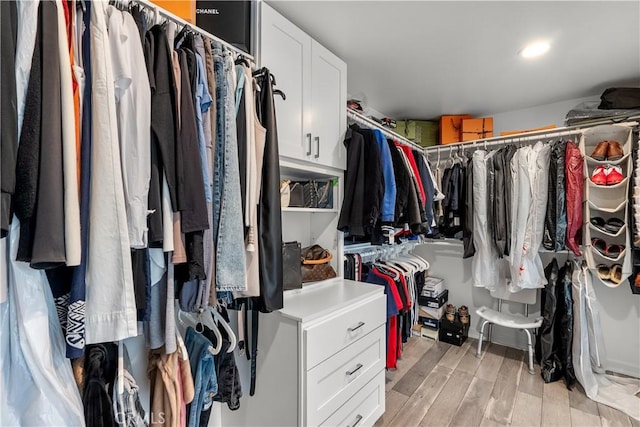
[301,245,337,283]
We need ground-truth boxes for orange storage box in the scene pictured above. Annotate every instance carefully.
[439,115,473,145]
[461,117,494,141]
[151,0,196,23]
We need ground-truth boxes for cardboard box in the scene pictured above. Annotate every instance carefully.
[422,276,445,294]
[421,327,439,341]
[396,120,439,147]
[439,115,473,144]
[151,0,196,23]
[461,117,494,141]
[419,316,440,329]
[418,289,448,308]
[420,305,445,320]
[439,328,466,346]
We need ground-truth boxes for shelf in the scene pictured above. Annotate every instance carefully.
[587,222,627,239]
[585,153,631,166]
[282,207,339,213]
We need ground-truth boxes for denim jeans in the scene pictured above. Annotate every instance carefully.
[185,327,217,427]
[212,45,247,292]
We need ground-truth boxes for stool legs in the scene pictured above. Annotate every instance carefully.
[476,320,490,358]
[523,328,535,374]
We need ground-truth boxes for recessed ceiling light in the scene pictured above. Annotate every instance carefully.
[520,41,550,59]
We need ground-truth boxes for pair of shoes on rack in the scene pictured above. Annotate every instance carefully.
[597,264,623,284]
[590,217,625,234]
[591,140,624,161]
[591,165,624,186]
[445,304,469,325]
[591,238,625,259]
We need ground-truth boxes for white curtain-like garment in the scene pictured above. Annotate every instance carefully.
[515,142,551,290]
[472,150,499,290]
[0,220,85,426]
[572,261,640,421]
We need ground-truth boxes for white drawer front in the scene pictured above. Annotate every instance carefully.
[304,294,385,369]
[319,370,385,427]
[306,326,385,426]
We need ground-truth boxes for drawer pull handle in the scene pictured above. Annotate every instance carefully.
[346,363,363,376]
[348,321,365,332]
[349,414,363,427]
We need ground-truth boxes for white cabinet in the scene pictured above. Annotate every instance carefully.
[221,279,386,426]
[260,3,347,170]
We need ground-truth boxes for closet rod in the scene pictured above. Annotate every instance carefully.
[134,0,255,61]
[346,108,425,152]
[424,116,640,155]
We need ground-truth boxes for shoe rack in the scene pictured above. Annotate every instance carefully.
[580,124,633,287]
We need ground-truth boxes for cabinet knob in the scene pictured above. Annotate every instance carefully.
[349,414,364,427]
[306,133,312,156]
[348,321,365,332]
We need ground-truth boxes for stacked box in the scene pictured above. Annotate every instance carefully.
[417,278,448,341]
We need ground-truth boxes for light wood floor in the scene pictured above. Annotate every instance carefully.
[375,337,639,427]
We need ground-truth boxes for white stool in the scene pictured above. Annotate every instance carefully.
[475,306,543,374]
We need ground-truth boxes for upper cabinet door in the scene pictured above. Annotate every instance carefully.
[260,4,312,161]
[310,41,347,170]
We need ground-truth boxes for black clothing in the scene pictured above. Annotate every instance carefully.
[145,25,180,243]
[31,0,66,269]
[254,69,283,313]
[462,157,475,258]
[544,141,567,251]
[15,3,43,262]
[490,149,508,257]
[337,128,366,236]
[1,0,18,237]
[177,49,208,233]
[538,259,562,383]
[354,126,384,233]
[503,146,517,256]
[83,343,118,427]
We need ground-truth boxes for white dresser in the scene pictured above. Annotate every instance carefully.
[222,279,386,426]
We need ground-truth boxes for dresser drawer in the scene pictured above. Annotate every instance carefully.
[304,294,385,369]
[306,326,385,426]
[319,370,385,427]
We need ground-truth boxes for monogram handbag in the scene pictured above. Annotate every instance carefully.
[301,245,337,283]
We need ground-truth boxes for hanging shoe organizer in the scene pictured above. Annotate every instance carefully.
[580,124,634,287]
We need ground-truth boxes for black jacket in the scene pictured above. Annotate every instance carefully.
[1,0,18,237]
[353,125,383,234]
[337,127,366,236]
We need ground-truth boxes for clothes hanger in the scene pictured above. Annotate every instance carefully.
[208,304,237,353]
[176,309,223,355]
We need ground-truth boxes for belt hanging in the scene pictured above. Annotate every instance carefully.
[250,309,259,396]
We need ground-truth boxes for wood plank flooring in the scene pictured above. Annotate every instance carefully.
[376,338,638,427]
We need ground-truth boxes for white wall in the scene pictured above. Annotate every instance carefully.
[489,95,600,135]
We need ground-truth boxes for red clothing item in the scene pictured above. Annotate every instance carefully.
[387,316,398,369]
[397,143,426,206]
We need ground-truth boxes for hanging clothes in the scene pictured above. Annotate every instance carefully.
[337,127,366,237]
[565,141,584,256]
[543,140,568,251]
[472,150,499,291]
[107,5,152,249]
[14,0,66,268]
[253,67,283,312]
[85,0,137,344]
[0,0,18,238]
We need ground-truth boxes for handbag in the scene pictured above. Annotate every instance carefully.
[301,244,337,283]
[282,241,302,290]
[280,179,291,208]
[302,180,334,209]
[289,182,304,207]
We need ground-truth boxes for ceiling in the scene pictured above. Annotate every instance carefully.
[266,1,640,119]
